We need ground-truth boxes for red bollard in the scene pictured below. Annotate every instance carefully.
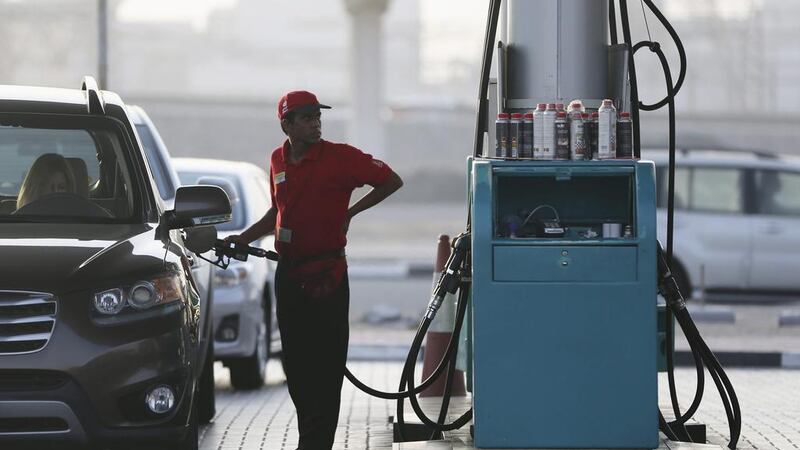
[420,234,466,397]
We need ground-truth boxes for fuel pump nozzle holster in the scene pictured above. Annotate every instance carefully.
[656,241,687,313]
[426,233,471,320]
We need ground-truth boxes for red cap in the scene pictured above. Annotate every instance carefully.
[556,103,565,109]
[524,112,534,118]
[581,113,590,119]
[537,103,547,109]
[498,113,510,119]
[556,111,567,118]
[277,90,331,120]
[620,112,631,118]
[511,113,523,119]
[591,112,599,118]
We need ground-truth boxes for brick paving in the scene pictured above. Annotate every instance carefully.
[201,361,800,450]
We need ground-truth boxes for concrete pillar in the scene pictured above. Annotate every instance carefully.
[344,0,389,159]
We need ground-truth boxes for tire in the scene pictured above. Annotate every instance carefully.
[177,403,199,450]
[229,302,270,390]
[197,340,216,424]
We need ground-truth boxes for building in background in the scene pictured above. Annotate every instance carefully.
[2,0,800,202]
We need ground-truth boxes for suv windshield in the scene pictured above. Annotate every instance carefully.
[0,115,141,223]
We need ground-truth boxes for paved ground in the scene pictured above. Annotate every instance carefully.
[200,361,800,450]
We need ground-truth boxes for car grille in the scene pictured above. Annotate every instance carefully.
[0,370,68,391]
[0,291,57,355]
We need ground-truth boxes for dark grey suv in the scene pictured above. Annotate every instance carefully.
[0,77,228,449]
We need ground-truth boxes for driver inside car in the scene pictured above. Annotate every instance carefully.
[16,153,77,209]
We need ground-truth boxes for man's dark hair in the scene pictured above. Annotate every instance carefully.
[280,111,297,135]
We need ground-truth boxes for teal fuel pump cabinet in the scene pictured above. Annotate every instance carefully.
[469,159,659,448]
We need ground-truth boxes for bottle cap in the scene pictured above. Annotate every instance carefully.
[556,103,565,110]
[547,103,556,109]
[581,113,590,119]
[511,113,523,119]
[524,112,534,119]
[570,101,583,108]
[602,99,614,106]
[498,113,510,119]
[537,103,547,109]
[556,111,567,118]
[591,112,599,118]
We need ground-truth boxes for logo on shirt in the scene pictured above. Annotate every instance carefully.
[275,171,286,184]
[281,100,288,115]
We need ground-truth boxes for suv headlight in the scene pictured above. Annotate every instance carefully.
[94,288,125,315]
[93,272,187,315]
[214,261,252,287]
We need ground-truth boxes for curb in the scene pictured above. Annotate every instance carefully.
[675,350,800,369]
[348,345,421,362]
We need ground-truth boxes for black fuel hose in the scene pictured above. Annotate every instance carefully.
[638,0,687,111]
[343,313,464,400]
[609,0,619,45]
[618,0,642,158]
[472,0,503,159]
[399,283,473,432]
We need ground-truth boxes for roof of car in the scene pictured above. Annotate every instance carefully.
[0,83,126,117]
[642,149,800,171]
[172,157,265,176]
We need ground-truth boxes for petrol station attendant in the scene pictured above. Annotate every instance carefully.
[226,90,403,449]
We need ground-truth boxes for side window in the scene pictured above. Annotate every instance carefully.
[754,170,800,217]
[656,166,690,210]
[690,167,744,213]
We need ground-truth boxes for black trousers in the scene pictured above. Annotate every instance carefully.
[275,262,350,450]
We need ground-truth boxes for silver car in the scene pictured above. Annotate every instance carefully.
[174,157,281,389]
[646,149,800,299]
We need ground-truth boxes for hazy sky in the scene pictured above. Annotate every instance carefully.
[116,0,759,28]
[117,0,488,30]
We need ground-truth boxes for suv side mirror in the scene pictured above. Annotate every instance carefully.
[166,185,231,230]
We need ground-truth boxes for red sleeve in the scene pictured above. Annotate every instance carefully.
[340,144,391,189]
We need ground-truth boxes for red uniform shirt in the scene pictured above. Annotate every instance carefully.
[269,139,391,259]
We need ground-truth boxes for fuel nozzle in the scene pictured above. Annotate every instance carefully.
[656,241,686,312]
[426,233,470,320]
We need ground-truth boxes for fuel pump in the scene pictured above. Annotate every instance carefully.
[221,0,742,448]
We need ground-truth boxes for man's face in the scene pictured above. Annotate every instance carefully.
[284,110,322,145]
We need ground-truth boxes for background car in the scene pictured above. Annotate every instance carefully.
[0,78,222,449]
[128,104,217,420]
[174,157,282,390]
[646,149,800,299]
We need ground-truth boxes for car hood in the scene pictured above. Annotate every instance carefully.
[0,223,171,294]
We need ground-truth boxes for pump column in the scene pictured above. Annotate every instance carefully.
[344,0,389,160]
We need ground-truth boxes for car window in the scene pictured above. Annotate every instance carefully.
[690,167,744,213]
[135,124,175,201]
[754,170,800,217]
[177,170,245,231]
[0,115,140,222]
[656,166,690,210]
